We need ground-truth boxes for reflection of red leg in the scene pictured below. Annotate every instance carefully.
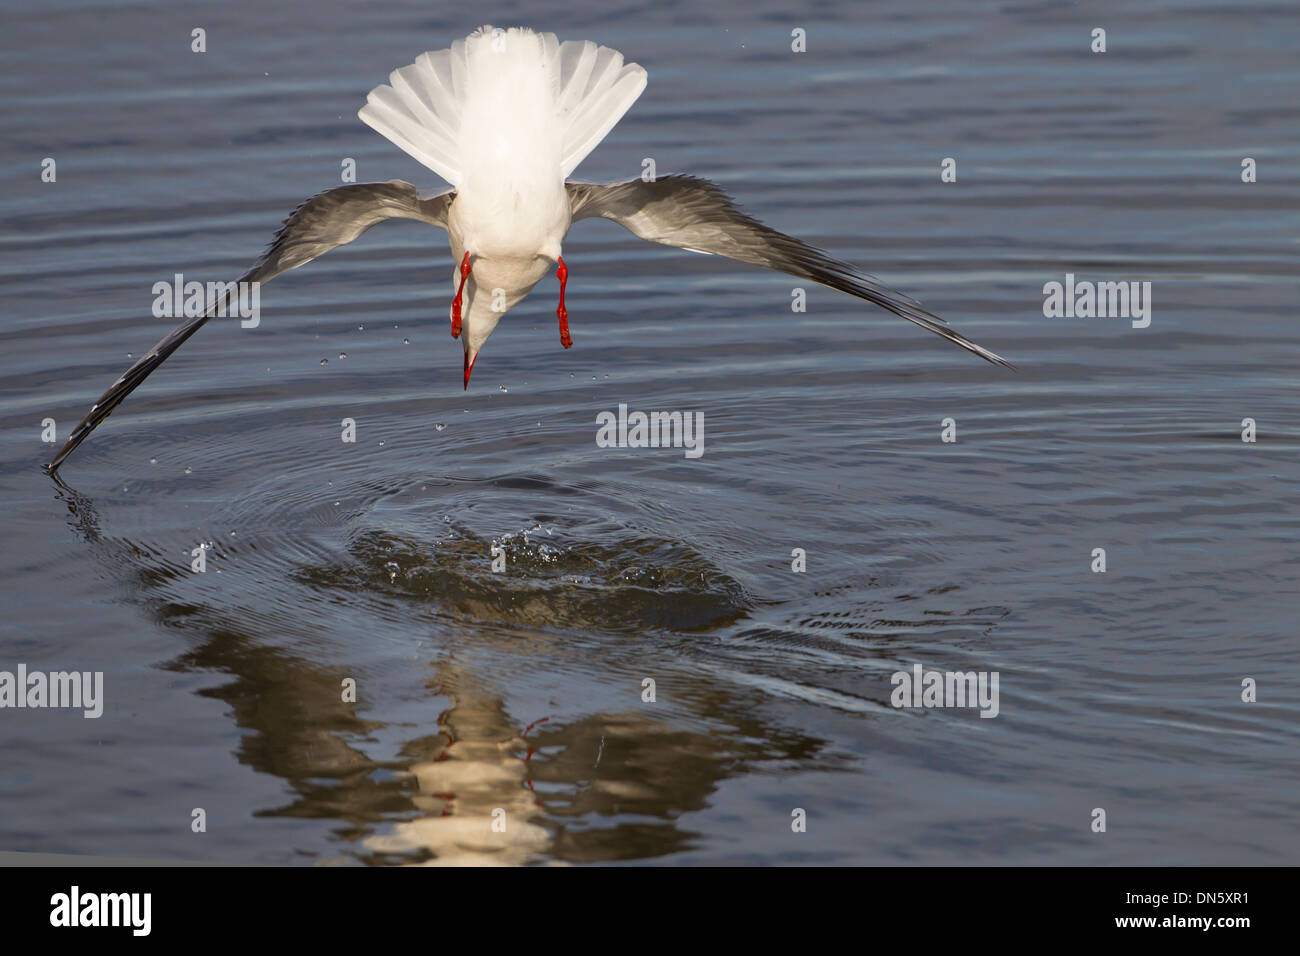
[451,251,471,338]
[520,714,552,810]
[556,256,571,349]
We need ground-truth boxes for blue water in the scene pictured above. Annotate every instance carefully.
[0,0,1297,864]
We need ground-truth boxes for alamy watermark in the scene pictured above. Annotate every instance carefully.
[0,664,103,718]
[1042,273,1151,328]
[891,664,999,718]
[152,273,261,328]
[595,403,704,459]
[50,886,150,936]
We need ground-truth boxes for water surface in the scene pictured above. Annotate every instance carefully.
[1,0,1297,864]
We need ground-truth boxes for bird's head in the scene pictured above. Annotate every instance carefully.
[458,287,502,390]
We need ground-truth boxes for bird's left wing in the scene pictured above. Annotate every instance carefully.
[46,181,453,473]
[567,175,1012,369]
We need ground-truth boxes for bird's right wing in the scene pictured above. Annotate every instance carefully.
[46,180,453,473]
[567,175,1012,369]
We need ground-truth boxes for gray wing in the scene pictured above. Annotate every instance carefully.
[567,175,1012,369]
[46,180,453,473]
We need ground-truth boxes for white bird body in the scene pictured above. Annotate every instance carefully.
[446,183,569,359]
[359,25,647,373]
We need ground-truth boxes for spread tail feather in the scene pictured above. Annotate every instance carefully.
[358,26,646,187]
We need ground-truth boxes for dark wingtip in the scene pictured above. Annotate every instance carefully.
[46,467,72,492]
[43,433,80,475]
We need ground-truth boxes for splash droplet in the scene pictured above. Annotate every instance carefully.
[435,422,446,431]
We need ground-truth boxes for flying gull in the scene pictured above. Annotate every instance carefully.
[45,24,1011,473]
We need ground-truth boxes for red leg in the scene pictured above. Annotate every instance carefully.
[451,251,471,338]
[556,255,571,349]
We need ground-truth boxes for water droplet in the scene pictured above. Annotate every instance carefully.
[184,466,192,474]
[126,353,133,359]
[435,422,446,431]
[320,358,328,366]
[384,561,400,583]
[149,457,157,465]
[499,384,507,392]
[403,338,410,345]
[378,439,386,446]
[338,352,347,359]
[358,324,365,331]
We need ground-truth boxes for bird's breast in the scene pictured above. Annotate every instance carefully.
[468,255,551,297]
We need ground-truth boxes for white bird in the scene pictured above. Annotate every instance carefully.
[46,24,1011,473]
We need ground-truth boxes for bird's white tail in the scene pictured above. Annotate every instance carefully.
[359,25,647,187]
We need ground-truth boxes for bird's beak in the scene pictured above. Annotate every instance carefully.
[463,349,477,390]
